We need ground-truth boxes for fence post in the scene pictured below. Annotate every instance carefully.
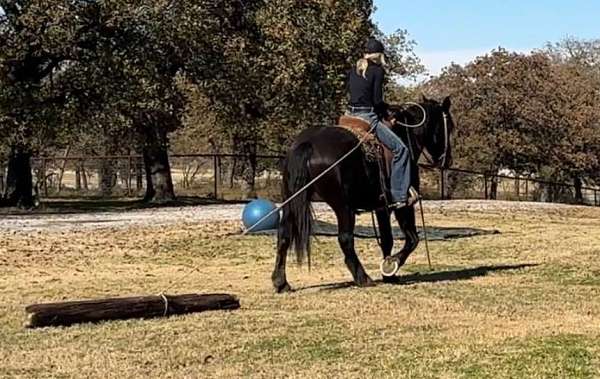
[213,155,219,200]
[440,169,446,200]
[595,190,598,207]
[525,178,529,201]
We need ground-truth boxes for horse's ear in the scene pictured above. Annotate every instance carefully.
[442,96,451,111]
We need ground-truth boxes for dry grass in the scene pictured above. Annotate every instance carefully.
[1,202,600,378]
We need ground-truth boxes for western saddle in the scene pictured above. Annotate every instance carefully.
[336,114,394,204]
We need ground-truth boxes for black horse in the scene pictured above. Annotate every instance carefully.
[272,96,454,293]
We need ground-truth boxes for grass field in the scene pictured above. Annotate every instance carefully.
[1,201,600,378]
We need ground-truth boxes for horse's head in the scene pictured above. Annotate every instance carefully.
[391,96,454,169]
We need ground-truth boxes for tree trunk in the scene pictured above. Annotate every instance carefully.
[489,175,498,200]
[136,159,143,192]
[142,124,176,203]
[574,176,583,204]
[2,145,34,208]
[242,142,258,199]
[57,146,71,192]
[99,158,116,197]
[75,161,82,191]
[81,164,89,191]
[229,157,237,189]
[0,163,5,196]
[541,183,554,203]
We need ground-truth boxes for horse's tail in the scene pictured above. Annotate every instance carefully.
[284,142,314,267]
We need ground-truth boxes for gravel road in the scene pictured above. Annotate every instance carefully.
[0,200,594,233]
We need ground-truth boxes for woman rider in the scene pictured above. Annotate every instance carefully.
[346,37,418,209]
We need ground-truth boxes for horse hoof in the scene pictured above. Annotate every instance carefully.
[380,258,400,277]
[274,282,292,294]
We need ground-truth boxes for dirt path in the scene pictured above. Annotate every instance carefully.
[0,200,596,234]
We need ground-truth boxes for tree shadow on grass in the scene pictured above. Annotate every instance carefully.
[295,264,539,293]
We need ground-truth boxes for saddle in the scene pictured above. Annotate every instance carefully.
[336,115,394,203]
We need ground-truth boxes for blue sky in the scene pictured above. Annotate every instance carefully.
[374,0,600,76]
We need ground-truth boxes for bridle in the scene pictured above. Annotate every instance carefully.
[433,112,450,169]
[400,106,450,169]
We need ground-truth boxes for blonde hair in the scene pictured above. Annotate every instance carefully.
[356,53,386,78]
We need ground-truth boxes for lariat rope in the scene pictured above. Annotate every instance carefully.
[243,103,446,275]
[398,117,434,271]
[242,123,377,235]
[418,198,433,271]
[395,102,427,128]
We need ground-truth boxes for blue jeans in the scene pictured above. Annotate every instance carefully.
[348,110,411,202]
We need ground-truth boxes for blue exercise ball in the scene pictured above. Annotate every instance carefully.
[242,198,280,232]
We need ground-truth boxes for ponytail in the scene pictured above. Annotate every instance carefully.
[356,53,387,78]
[356,58,369,78]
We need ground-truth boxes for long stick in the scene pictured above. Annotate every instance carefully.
[242,124,376,235]
[418,197,433,270]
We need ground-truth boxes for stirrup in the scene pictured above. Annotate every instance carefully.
[387,201,408,210]
[407,187,420,207]
[388,188,420,210]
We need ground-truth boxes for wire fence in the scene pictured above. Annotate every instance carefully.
[0,154,598,207]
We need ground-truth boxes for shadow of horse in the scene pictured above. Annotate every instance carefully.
[252,220,500,241]
[295,264,539,293]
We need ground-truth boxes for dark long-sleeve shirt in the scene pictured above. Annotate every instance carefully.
[347,62,388,116]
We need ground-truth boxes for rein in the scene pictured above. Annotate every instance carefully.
[409,111,449,169]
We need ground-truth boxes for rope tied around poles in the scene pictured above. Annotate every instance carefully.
[158,293,169,317]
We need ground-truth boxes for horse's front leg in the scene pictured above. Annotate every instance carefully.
[336,206,373,287]
[380,205,419,277]
[375,208,393,258]
[375,208,401,283]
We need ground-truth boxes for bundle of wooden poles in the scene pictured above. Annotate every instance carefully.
[25,293,240,329]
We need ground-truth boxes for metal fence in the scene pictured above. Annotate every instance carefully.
[0,154,598,206]
[24,154,284,201]
[431,167,599,206]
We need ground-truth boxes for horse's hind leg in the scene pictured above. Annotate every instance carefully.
[272,209,292,293]
[336,207,373,287]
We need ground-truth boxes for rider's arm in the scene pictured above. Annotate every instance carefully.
[372,66,389,117]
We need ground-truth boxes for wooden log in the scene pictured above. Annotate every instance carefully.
[25,293,240,329]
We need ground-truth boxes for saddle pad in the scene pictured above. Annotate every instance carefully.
[336,115,381,162]
[334,125,380,161]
